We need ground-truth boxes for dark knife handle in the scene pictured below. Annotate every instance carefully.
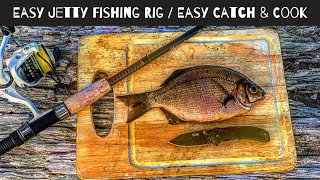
[208,126,270,145]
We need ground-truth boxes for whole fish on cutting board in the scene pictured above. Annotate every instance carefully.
[117,65,265,124]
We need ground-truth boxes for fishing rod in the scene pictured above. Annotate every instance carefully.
[0,26,205,155]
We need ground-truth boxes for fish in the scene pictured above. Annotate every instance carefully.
[117,65,265,124]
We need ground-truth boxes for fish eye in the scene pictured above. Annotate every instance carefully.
[249,86,257,94]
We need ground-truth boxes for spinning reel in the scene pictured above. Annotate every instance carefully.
[0,26,60,117]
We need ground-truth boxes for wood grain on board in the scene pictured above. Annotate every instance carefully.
[76,29,296,179]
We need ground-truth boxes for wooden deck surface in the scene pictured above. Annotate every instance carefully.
[0,26,319,179]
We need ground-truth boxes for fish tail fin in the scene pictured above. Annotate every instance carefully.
[117,93,147,106]
[127,103,150,123]
[117,93,149,123]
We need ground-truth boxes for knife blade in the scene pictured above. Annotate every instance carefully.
[169,126,270,146]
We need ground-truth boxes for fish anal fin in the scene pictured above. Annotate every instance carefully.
[160,69,186,87]
[160,108,185,125]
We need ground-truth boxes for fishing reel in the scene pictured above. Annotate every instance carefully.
[7,43,58,88]
[0,26,60,117]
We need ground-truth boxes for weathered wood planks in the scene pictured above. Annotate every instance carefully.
[0,26,318,179]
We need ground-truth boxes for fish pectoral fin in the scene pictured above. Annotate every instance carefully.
[160,69,186,87]
[223,95,236,106]
[160,108,185,125]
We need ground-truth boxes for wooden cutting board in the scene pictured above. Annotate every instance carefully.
[76,29,296,179]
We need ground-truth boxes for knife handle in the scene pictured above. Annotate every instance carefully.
[208,126,270,145]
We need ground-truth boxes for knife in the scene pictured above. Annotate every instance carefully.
[169,126,270,146]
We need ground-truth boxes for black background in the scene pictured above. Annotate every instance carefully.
[2,0,320,25]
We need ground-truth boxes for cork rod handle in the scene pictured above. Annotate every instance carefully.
[63,78,112,114]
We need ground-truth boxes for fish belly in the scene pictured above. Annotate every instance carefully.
[150,78,248,122]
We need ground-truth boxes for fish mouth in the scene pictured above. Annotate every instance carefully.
[246,90,266,104]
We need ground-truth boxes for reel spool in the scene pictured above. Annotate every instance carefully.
[6,43,58,88]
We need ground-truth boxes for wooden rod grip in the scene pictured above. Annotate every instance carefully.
[64,78,112,115]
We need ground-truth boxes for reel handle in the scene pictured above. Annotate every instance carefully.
[1,26,15,36]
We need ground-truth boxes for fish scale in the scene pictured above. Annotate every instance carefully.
[156,66,244,94]
[149,78,247,122]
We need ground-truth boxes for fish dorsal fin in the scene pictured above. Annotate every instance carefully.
[160,68,187,87]
[160,66,223,88]
[159,66,245,94]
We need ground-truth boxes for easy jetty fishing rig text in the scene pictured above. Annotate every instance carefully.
[13,6,263,19]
